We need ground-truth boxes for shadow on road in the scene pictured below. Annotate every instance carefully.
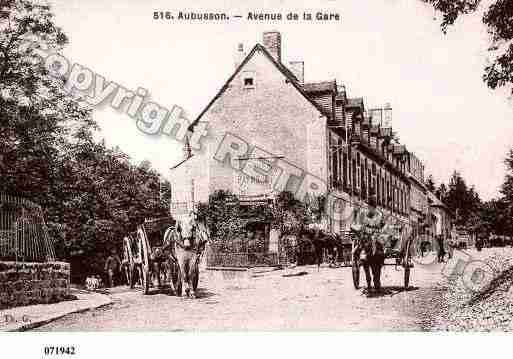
[282,271,309,277]
[195,287,216,299]
[363,286,420,298]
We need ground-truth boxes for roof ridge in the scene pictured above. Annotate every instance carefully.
[189,43,330,131]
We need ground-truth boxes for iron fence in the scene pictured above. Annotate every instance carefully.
[0,193,55,262]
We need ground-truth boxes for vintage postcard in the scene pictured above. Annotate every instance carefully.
[1,0,513,356]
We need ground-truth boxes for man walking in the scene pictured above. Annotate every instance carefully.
[104,249,121,288]
[351,196,385,293]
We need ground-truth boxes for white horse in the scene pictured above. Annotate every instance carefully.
[164,221,210,298]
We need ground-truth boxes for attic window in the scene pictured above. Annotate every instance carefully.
[242,71,256,89]
[244,77,254,87]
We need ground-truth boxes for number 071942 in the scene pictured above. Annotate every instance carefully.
[43,347,76,356]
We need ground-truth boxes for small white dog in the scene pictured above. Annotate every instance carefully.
[85,275,103,291]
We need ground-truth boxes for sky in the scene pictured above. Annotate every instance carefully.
[50,0,513,200]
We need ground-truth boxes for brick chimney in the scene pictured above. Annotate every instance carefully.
[234,43,245,68]
[289,61,304,84]
[263,31,281,63]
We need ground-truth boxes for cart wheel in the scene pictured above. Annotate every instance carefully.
[403,241,411,290]
[352,260,360,289]
[173,263,182,296]
[192,267,199,291]
[124,264,131,288]
[123,236,135,288]
[129,264,136,289]
[138,227,151,295]
[142,266,150,294]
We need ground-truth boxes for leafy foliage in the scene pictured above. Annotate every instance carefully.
[1,1,169,282]
[196,190,251,251]
[439,171,482,229]
[272,191,310,235]
[196,190,313,253]
[423,0,513,94]
[498,148,513,235]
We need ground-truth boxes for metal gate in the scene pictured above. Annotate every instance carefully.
[0,193,55,262]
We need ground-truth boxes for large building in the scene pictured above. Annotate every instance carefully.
[171,31,440,250]
[407,153,428,240]
[427,191,452,246]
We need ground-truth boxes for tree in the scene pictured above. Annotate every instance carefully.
[1,1,171,282]
[423,0,513,94]
[442,171,483,232]
[436,182,448,200]
[499,148,513,236]
[0,0,96,200]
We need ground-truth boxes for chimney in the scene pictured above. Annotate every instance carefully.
[263,31,281,63]
[234,43,245,68]
[289,61,304,84]
[383,103,392,128]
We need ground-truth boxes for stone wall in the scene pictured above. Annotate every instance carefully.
[0,261,71,310]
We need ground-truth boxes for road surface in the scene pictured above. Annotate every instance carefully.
[34,254,449,331]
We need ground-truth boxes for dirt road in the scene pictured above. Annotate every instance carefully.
[34,254,449,331]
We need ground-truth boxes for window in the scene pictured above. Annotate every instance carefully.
[244,77,254,87]
[352,159,357,191]
[242,71,256,89]
[343,153,348,189]
[376,176,381,205]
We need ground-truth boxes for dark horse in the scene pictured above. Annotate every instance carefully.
[352,229,385,292]
[350,201,389,293]
[305,229,341,269]
[163,221,209,298]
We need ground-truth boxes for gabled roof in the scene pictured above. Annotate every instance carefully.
[346,97,364,109]
[188,44,329,131]
[302,81,336,93]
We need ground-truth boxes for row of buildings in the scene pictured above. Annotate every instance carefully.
[170,31,452,257]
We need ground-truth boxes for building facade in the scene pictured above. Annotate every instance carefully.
[171,32,444,253]
[407,153,428,241]
[427,191,453,247]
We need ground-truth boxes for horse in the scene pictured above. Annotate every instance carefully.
[306,230,341,269]
[164,221,210,298]
[352,229,385,292]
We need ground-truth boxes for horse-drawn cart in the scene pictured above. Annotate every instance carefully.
[350,230,414,290]
[122,217,176,295]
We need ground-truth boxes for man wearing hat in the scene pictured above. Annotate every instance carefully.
[350,195,386,292]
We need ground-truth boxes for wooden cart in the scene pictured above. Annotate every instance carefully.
[123,217,176,295]
[351,232,413,290]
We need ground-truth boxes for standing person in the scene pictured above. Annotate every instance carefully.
[436,235,446,263]
[476,231,485,252]
[351,196,385,293]
[448,228,456,259]
[104,249,121,288]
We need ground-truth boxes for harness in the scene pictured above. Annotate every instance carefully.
[163,225,209,264]
[351,212,386,258]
